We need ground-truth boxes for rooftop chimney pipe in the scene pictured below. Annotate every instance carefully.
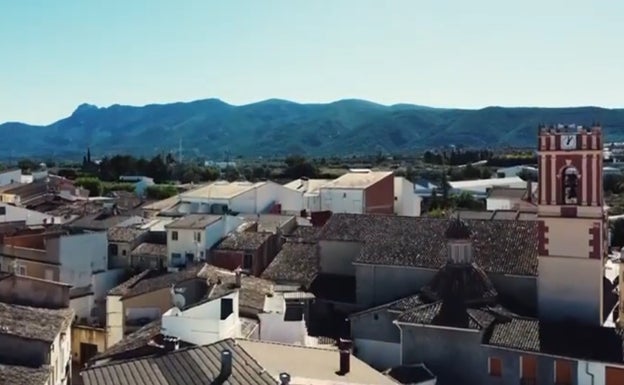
[337,338,352,376]
[234,268,242,288]
[279,373,291,385]
[217,349,232,384]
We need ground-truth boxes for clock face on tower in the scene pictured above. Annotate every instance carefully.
[560,134,577,150]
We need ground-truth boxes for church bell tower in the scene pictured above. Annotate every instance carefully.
[537,123,607,326]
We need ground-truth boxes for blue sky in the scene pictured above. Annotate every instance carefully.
[1,0,622,125]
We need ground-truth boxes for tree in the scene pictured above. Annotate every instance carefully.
[611,218,624,247]
[453,191,485,210]
[146,184,178,200]
[17,158,37,172]
[146,155,169,183]
[283,155,318,179]
[223,166,240,182]
[75,177,103,197]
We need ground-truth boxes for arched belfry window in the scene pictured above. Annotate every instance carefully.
[563,166,579,204]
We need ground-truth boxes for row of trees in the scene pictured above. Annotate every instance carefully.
[423,149,536,168]
[423,149,494,166]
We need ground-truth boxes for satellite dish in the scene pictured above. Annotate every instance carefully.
[173,293,186,309]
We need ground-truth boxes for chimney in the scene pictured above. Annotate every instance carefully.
[162,336,179,352]
[234,268,242,288]
[215,350,232,384]
[279,373,291,385]
[337,339,352,376]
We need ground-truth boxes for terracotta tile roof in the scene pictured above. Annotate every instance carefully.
[319,214,538,276]
[92,319,162,361]
[130,242,167,257]
[0,302,73,342]
[108,266,203,299]
[216,231,273,251]
[107,226,148,243]
[82,339,277,385]
[484,317,624,363]
[0,364,49,385]
[261,243,318,288]
[397,302,505,331]
[69,212,141,231]
[286,226,321,243]
[387,295,425,312]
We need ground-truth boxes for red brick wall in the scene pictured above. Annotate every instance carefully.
[211,250,245,272]
[365,174,394,214]
[4,233,47,249]
[210,237,278,277]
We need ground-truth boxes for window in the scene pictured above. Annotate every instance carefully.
[562,166,579,205]
[488,357,502,377]
[80,343,99,364]
[554,360,572,385]
[171,231,178,241]
[171,253,182,264]
[243,253,253,270]
[122,249,127,256]
[220,298,233,320]
[108,244,118,257]
[17,264,26,276]
[521,355,537,381]
[195,232,201,242]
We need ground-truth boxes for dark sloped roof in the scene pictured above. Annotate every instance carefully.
[107,226,148,243]
[108,266,203,299]
[0,364,50,385]
[484,318,624,363]
[216,231,273,251]
[81,339,277,385]
[384,364,436,385]
[388,295,425,312]
[420,263,497,305]
[397,302,498,330]
[261,243,318,288]
[92,320,163,361]
[319,214,538,276]
[0,302,73,342]
[69,213,136,231]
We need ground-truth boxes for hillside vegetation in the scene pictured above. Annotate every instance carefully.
[2,99,624,158]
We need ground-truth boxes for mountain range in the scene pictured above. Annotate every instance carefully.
[1,98,624,160]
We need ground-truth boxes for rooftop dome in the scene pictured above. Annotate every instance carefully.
[445,216,472,239]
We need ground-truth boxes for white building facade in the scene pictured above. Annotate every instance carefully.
[161,291,242,345]
[394,177,422,217]
[166,215,244,268]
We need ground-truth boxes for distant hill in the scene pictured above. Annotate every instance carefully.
[1,98,624,159]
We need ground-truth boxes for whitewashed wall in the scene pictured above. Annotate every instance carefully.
[320,188,364,214]
[59,232,108,288]
[161,291,240,345]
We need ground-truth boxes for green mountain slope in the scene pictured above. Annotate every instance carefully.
[1,99,624,159]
